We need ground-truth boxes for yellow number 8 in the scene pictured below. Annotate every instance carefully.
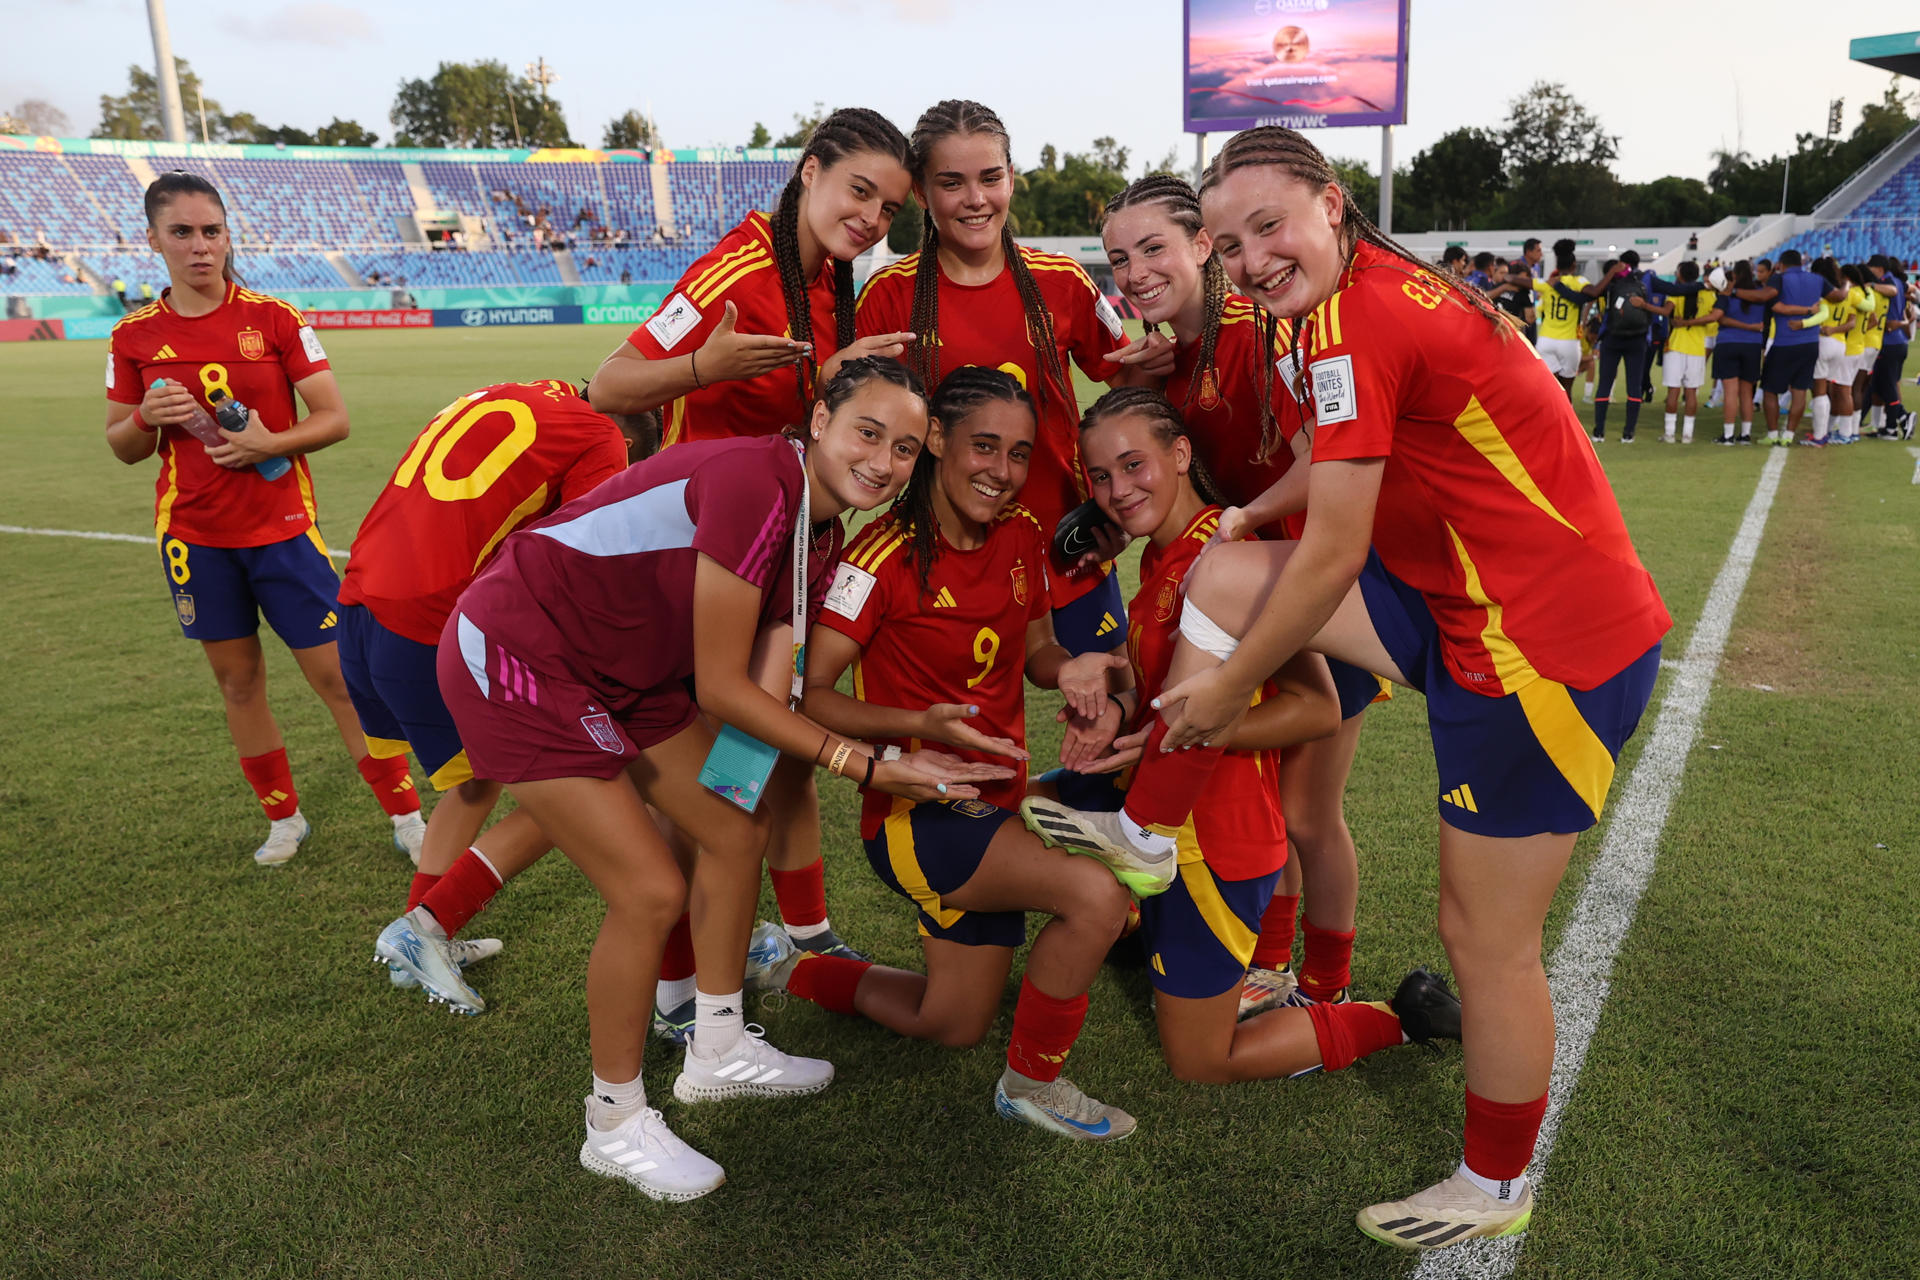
[163,537,191,585]
[967,626,1000,689]
[199,362,233,404]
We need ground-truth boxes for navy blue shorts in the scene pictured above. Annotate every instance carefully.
[1051,568,1129,656]
[1712,342,1762,384]
[1328,656,1388,721]
[338,603,473,789]
[1038,768,1274,998]
[1357,552,1660,838]
[158,531,340,648]
[863,799,1025,948]
[1761,342,1818,394]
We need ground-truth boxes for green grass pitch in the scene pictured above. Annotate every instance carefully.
[3,327,1915,1278]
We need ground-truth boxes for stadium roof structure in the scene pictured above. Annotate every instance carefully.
[1851,31,1920,80]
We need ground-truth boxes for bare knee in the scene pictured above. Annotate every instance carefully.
[1062,862,1132,939]
[931,1015,993,1050]
[213,663,266,707]
[1438,902,1540,974]
[603,874,687,932]
[454,777,499,807]
[1161,1043,1233,1084]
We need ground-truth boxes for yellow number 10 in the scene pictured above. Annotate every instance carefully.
[967,627,1000,689]
[394,395,536,502]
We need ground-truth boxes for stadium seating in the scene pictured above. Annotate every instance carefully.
[1,254,92,294]
[1781,147,1920,266]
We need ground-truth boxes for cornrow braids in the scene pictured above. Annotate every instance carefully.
[890,364,1034,589]
[1102,174,1233,416]
[1078,386,1227,508]
[1199,126,1509,402]
[905,99,1070,412]
[771,107,912,412]
[781,354,926,444]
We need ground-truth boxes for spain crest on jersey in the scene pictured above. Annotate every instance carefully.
[174,592,196,626]
[1010,562,1029,606]
[237,327,266,360]
[1197,366,1221,411]
[579,712,624,754]
[1155,578,1178,622]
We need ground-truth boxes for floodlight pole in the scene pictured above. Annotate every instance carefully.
[1379,125,1394,235]
[146,0,188,144]
[1193,132,1208,186]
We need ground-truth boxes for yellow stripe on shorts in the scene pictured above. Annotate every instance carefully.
[1178,859,1258,970]
[363,734,412,760]
[1515,678,1616,822]
[428,750,475,791]
[883,801,966,929]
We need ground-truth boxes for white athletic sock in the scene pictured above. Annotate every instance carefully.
[589,1071,646,1127]
[654,975,696,1013]
[1663,412,1677,440]
[1682,416,1695,443]
[1870,405,1885,432]
[1707,383,1723,407]
[1459,1160,1530,1204]
[692,988,745,1057]
[1810,396,1830,441]
[1721,417,1736,440]
[1839,413,1856,439]
[1741,417,1753,438]
[1114,806,1179,858]
[785,918,832,941]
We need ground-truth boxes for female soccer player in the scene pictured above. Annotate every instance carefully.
[1803,259,1855,447]
[1021,389,1459,1085]
[767,367,1137,1141]
[1643,261,1720,444]
[389,357,987,1203]
[102,171,420,866]
[1527,239,1589,398]
[857,99,1165,656]
[1099,175,1376,1013]
[1713,261,1767,444]
[1032,130,1669,1250]
[590,107,915,974]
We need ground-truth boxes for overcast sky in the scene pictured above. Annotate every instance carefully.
[7,0,1916,187]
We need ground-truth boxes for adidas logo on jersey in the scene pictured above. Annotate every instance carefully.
[1441,784,1479,813]
[933,587,958,608]
[155,344,178,360]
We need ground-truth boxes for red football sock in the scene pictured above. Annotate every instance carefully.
[660,913,696,983]
[1251,892,1300,970]
[787,955,872,1016]
[1122,720,1225,829]
[1005,975,1090,1083]
[406,872,441,913]
[1305,999,1404,1071]
[768,859,829,930]
[239,748,298,820]
[1300,919,1356,999]
[1463,1089,1549,1180]
[418,847,504,938]
[357,753,421,817]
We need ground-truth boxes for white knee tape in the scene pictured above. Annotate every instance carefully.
[1178,601,1240,661]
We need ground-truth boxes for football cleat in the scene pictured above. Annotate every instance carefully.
[994,1076,1137,1143]
[373,909,485,1015]
[1018,797,1176,897]
[1389,968,1462,1044]
[742,921,803,996]
[390,812,426,865]
[253,812,311,867]
[651,997,695,1045]
[673,1024,834,1103]
[1282,983,1351,1010]
[1237,964,1299,1019]
[1357,1171,1533,1250]
[579,1101,725,1203]
[792,927,868,962]
[389,936,501,989]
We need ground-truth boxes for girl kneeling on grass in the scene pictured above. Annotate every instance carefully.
[382,357,995,1203]
[1021,389,1459,1088]
[772,366,1138,1141]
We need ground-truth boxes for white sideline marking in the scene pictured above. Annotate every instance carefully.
[0,523,349,560]
[1415,447,1789,1279]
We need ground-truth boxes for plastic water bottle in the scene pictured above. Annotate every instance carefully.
[150,379,291,480]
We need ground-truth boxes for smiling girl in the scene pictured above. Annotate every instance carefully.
[103,171,420,867]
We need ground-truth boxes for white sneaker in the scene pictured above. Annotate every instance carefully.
[391,811,426,865]
[253,812,311,866]
[1237,964,1299,1018]
[579,1101,725,1202]
[673,1024,834,1103]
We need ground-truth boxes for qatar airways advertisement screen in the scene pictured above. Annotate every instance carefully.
[1184,0,1411,132]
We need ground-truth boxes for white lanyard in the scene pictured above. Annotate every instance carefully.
[788,438,810,710]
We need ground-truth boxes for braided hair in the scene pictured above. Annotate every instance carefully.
[771,108,911,412]
[888,365,1034,589]
[144,170,243,285]
[904,100,1070,414]
[1199,127,1509,405]
[1077,387,1226,508]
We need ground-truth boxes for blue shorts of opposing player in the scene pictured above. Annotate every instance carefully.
[337,603,474,789]
[863,799,1026,948]
[1357,550,1659,838]
[158,530,340,648]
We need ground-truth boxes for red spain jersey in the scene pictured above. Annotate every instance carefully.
[1169,294,1306,533]
[338,380,629,645]
[107,283,331,548]
[627,212,838,446]
[1127,507,1286,880]
[818,505,1051,838]
[1302,241,1671,695]
[857,247,1129,534]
